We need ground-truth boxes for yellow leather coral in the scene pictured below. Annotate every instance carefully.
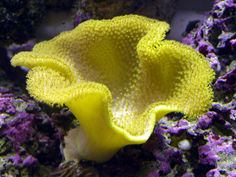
[11,15,214,163]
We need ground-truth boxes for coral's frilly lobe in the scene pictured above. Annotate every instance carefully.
[11,15,214,162]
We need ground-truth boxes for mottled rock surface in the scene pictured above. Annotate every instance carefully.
[182,0,236,74]
[73,0,177,26]
[0,69,63,177]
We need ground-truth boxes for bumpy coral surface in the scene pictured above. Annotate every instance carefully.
[11,15,214,162]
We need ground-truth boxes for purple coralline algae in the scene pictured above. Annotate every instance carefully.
[0,69,63,176]
[173,0,236,176]
[182,0,236,74]
[214,68,236,94]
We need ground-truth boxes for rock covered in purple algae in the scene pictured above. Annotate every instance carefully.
[73,0,177,26]
[182,0,236,74]
[206,169,221,177]
[0,68,63,177]
[181,4,236,175]
[212,65,236,115]
[150,112,236,176]
[197,103,236,176]
[214,68,236,94]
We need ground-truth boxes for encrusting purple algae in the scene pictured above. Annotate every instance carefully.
[0,69,63,176]
[182,0,236,74]
[0,0,236,177]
